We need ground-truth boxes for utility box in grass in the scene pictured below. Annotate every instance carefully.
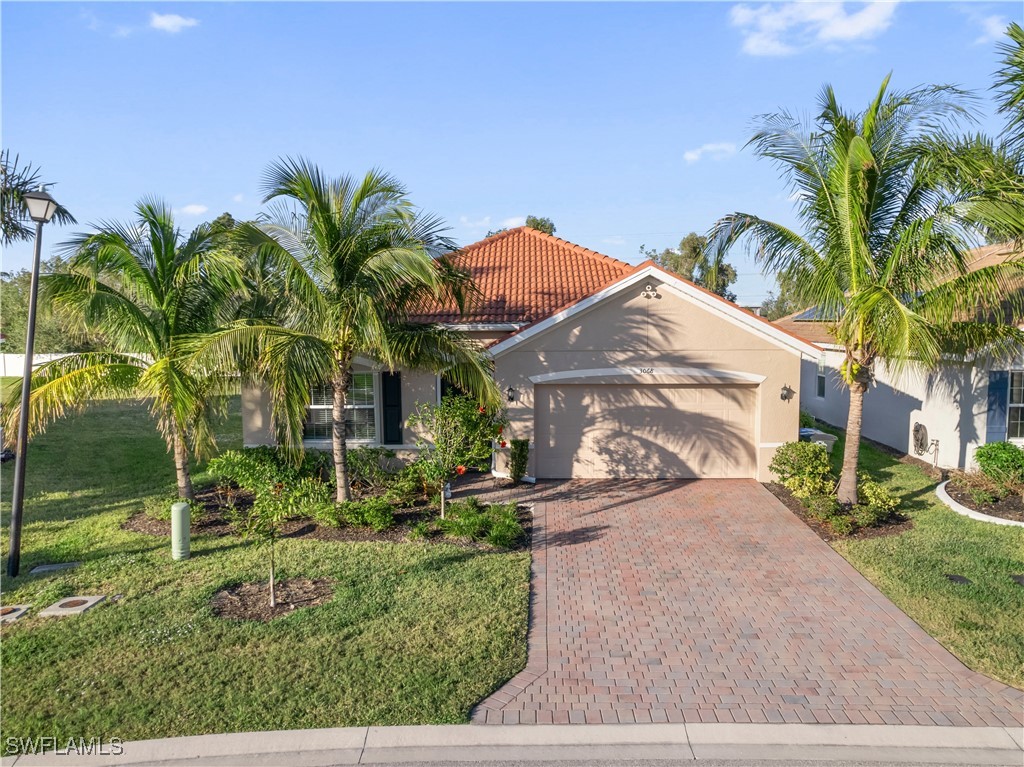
[799,427,838,454]
[171,502,190,560]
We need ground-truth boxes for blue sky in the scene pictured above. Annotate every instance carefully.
[2,1,1019,304]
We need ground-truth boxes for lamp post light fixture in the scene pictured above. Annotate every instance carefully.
[506,385,516,403]
[7,187,59,578]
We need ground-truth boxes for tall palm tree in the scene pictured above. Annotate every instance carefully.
[709,76,1024,505]
[196,159,500,502]
[995,22,1024,154]
[3,199,241,499]
[1,150,76,245]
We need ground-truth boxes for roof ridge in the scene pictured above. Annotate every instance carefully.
[521,226,635,271]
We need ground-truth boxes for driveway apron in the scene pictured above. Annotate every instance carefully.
[470,479,1024,726]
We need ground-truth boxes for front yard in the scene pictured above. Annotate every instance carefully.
[0,399,530,742]
[817,426,1024,690]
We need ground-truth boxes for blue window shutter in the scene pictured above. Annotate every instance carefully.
[986,370,1009,443]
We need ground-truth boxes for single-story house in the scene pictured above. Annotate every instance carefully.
[243,227,820,481]
[775,243,1023,471]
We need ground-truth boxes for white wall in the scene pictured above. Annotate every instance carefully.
[0,353,74,377]
[800,349,991,470]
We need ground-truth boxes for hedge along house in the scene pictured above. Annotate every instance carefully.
[775,243,1024,472]
[242,227,820,481]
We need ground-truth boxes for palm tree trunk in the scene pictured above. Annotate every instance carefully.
[837,379,867,506]
[332,356,353,503]
[172,426,195,501]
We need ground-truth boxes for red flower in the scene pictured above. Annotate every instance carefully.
[478,406,486,414]
[455,465,467,475]
[497,425,504,435]
[499,440,507,448]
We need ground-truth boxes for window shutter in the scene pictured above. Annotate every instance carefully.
[381,372,403,445]
[986,370,1009,443]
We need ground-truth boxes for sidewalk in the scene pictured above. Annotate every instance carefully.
[4,723,1022,767]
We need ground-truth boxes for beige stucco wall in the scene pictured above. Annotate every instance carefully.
[493,279,803,481]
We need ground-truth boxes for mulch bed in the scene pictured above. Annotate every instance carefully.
[122,486,532,552]
[945,483,1024,523]
[210,577,336,622]
[764,482,913,542]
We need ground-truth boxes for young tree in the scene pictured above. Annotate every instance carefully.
[640,232,738,301]
[3,199,241,499]
[708,76,1024,505]
[407,394,505,517]
[195,159,501,502]
[487,215,556,237]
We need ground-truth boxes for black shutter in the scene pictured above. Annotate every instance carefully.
[381,372,403,445]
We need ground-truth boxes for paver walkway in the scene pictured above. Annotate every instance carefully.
[465,479,1023,727]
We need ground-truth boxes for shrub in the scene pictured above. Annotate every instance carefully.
[805,494,840,521]
[855,474,899,526]
[975,442,1024,489]
[438,497,524,547]
[799,411,816,428]
[827,514,855,536]
[438,497,489,539]
[769,441,834,498]
[509,439,530,484]
[208,447,329,493]
[338,496,395,532]
[485,502,524,548]
[347,446,399,492]
[408,520,433,540]
[949,469,1005,503]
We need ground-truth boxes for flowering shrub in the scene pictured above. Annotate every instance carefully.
[769,441,834,498]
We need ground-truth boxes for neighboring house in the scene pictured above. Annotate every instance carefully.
[243,227,819,481]
[775,243,1023,471]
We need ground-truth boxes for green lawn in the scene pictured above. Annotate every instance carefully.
[0,399,530,741]
[816,424,1024,690]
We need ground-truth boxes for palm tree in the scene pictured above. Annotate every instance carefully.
[1,150,76,245]
[196,158,500,502]
[709,76,1024,505]
[995,22,1024,154]
[3,199,241,499]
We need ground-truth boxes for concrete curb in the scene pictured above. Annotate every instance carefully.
[3,723,1022,766]
[936,480,1024,528]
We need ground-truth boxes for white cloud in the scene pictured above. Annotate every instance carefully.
[177,204,208,216]
[113,25,133,38]
[458,215,492,229]
[232,193,245,203]
[730,2,897,57]
[684,142,737,164]
[150,12,199,34]
[501,216,526,228]
[974,15,1007,45]
[602,235,627,246]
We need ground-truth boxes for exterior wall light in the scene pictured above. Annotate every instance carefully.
[506,386,516,402]
[780,384,795,401]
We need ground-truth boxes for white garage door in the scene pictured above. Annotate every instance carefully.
[533,383,756,479]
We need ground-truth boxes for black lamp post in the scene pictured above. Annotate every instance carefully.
[7,187,59,578]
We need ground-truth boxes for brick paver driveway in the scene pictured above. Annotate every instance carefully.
[470,479,1023,726]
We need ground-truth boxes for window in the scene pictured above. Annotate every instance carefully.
[816,357,826,399]
[304,373,377,441]
[1009,371,1024,440]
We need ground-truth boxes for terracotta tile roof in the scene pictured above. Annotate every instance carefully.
[772,242,1023,346]
[412,227,636,324]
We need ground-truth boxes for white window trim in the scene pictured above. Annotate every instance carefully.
[1008,370,1024,443]
[305,372,380,445]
